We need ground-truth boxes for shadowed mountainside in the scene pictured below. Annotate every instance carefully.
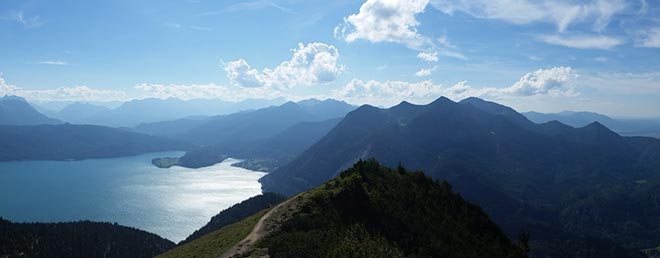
[261,96,658,257]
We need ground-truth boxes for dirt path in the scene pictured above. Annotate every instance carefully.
[218,194,299,258]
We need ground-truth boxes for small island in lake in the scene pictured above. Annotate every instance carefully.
[151,157,180,168]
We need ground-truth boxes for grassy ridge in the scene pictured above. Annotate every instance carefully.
[156,210,267,258]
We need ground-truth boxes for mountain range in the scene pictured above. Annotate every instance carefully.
[0,96,61,125]
[260,96,660,256]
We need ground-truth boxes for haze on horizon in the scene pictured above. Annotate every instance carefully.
[1,0,659,117]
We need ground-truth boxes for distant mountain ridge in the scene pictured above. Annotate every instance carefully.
[146,99,355,169]
[45,97,287,127]
[0,124,194,161]
[50,102,111,123]
[524,110,660,138]
[0,95,61,125]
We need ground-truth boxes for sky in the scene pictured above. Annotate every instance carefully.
[1,0,659,117]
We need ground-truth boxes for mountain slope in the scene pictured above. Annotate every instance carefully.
[0,124,193,161]
[186,118,343,171]
[0,96,61,125]
[0,218,174,258]
[179,193,286,245]
[163,160,528,258]
[173,100,354,168]
[260,96,660,256]
[51,102,111,123]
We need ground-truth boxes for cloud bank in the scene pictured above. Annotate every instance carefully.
[334,66,578,106]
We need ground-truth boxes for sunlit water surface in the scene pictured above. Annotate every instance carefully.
[0,152,266,242]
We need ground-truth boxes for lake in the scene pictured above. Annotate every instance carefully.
[0,151,266,242]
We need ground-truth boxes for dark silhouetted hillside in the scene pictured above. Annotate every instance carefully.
[0,218,174,258]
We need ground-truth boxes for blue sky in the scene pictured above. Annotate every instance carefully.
[1,0,659,117]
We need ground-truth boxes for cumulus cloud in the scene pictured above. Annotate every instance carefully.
[224,59,264,88]
[0,77,21,95]
[417,51,438,62]
[224,42,343,89]
[501,66,578,96]
[334,66,578,106]
[335,0,468,60]
[430,0,627,33]
[415,66,438,77]
[537,34,624,49]
[335,0,431,50]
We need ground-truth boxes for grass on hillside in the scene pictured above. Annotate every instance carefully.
[156,209,267,258]
[642,245,660,258]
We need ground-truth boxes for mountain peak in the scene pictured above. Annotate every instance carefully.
[583,121,610,131]
[459,96,485,103]
[429,96,455,106]
[0,96,62,125]
[0,95,27,102]
[578,121,621,139]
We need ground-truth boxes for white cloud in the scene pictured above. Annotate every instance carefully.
[2,10,43,28]
[0,75,286,102]
[164,22,212,31]
[417,51,438,62]
[415,66,438,77]
[224,59,264,88]
[23,86,127,102]
[537,34,624,49]
[500,66,578,97]
[594,56,608,62]
[334,66,579,106]
[436,35,467,60]
[134,83,283,101]
[1,76,127,102]
[224,42,343,89]
[528,55,543,61]
[0,77,21,95]
[333,78,444,106]
[430,0,627,33]
[37,60,68,66]
[335,0,431,50]
[135,83,231,100]
[636,27,660,48]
